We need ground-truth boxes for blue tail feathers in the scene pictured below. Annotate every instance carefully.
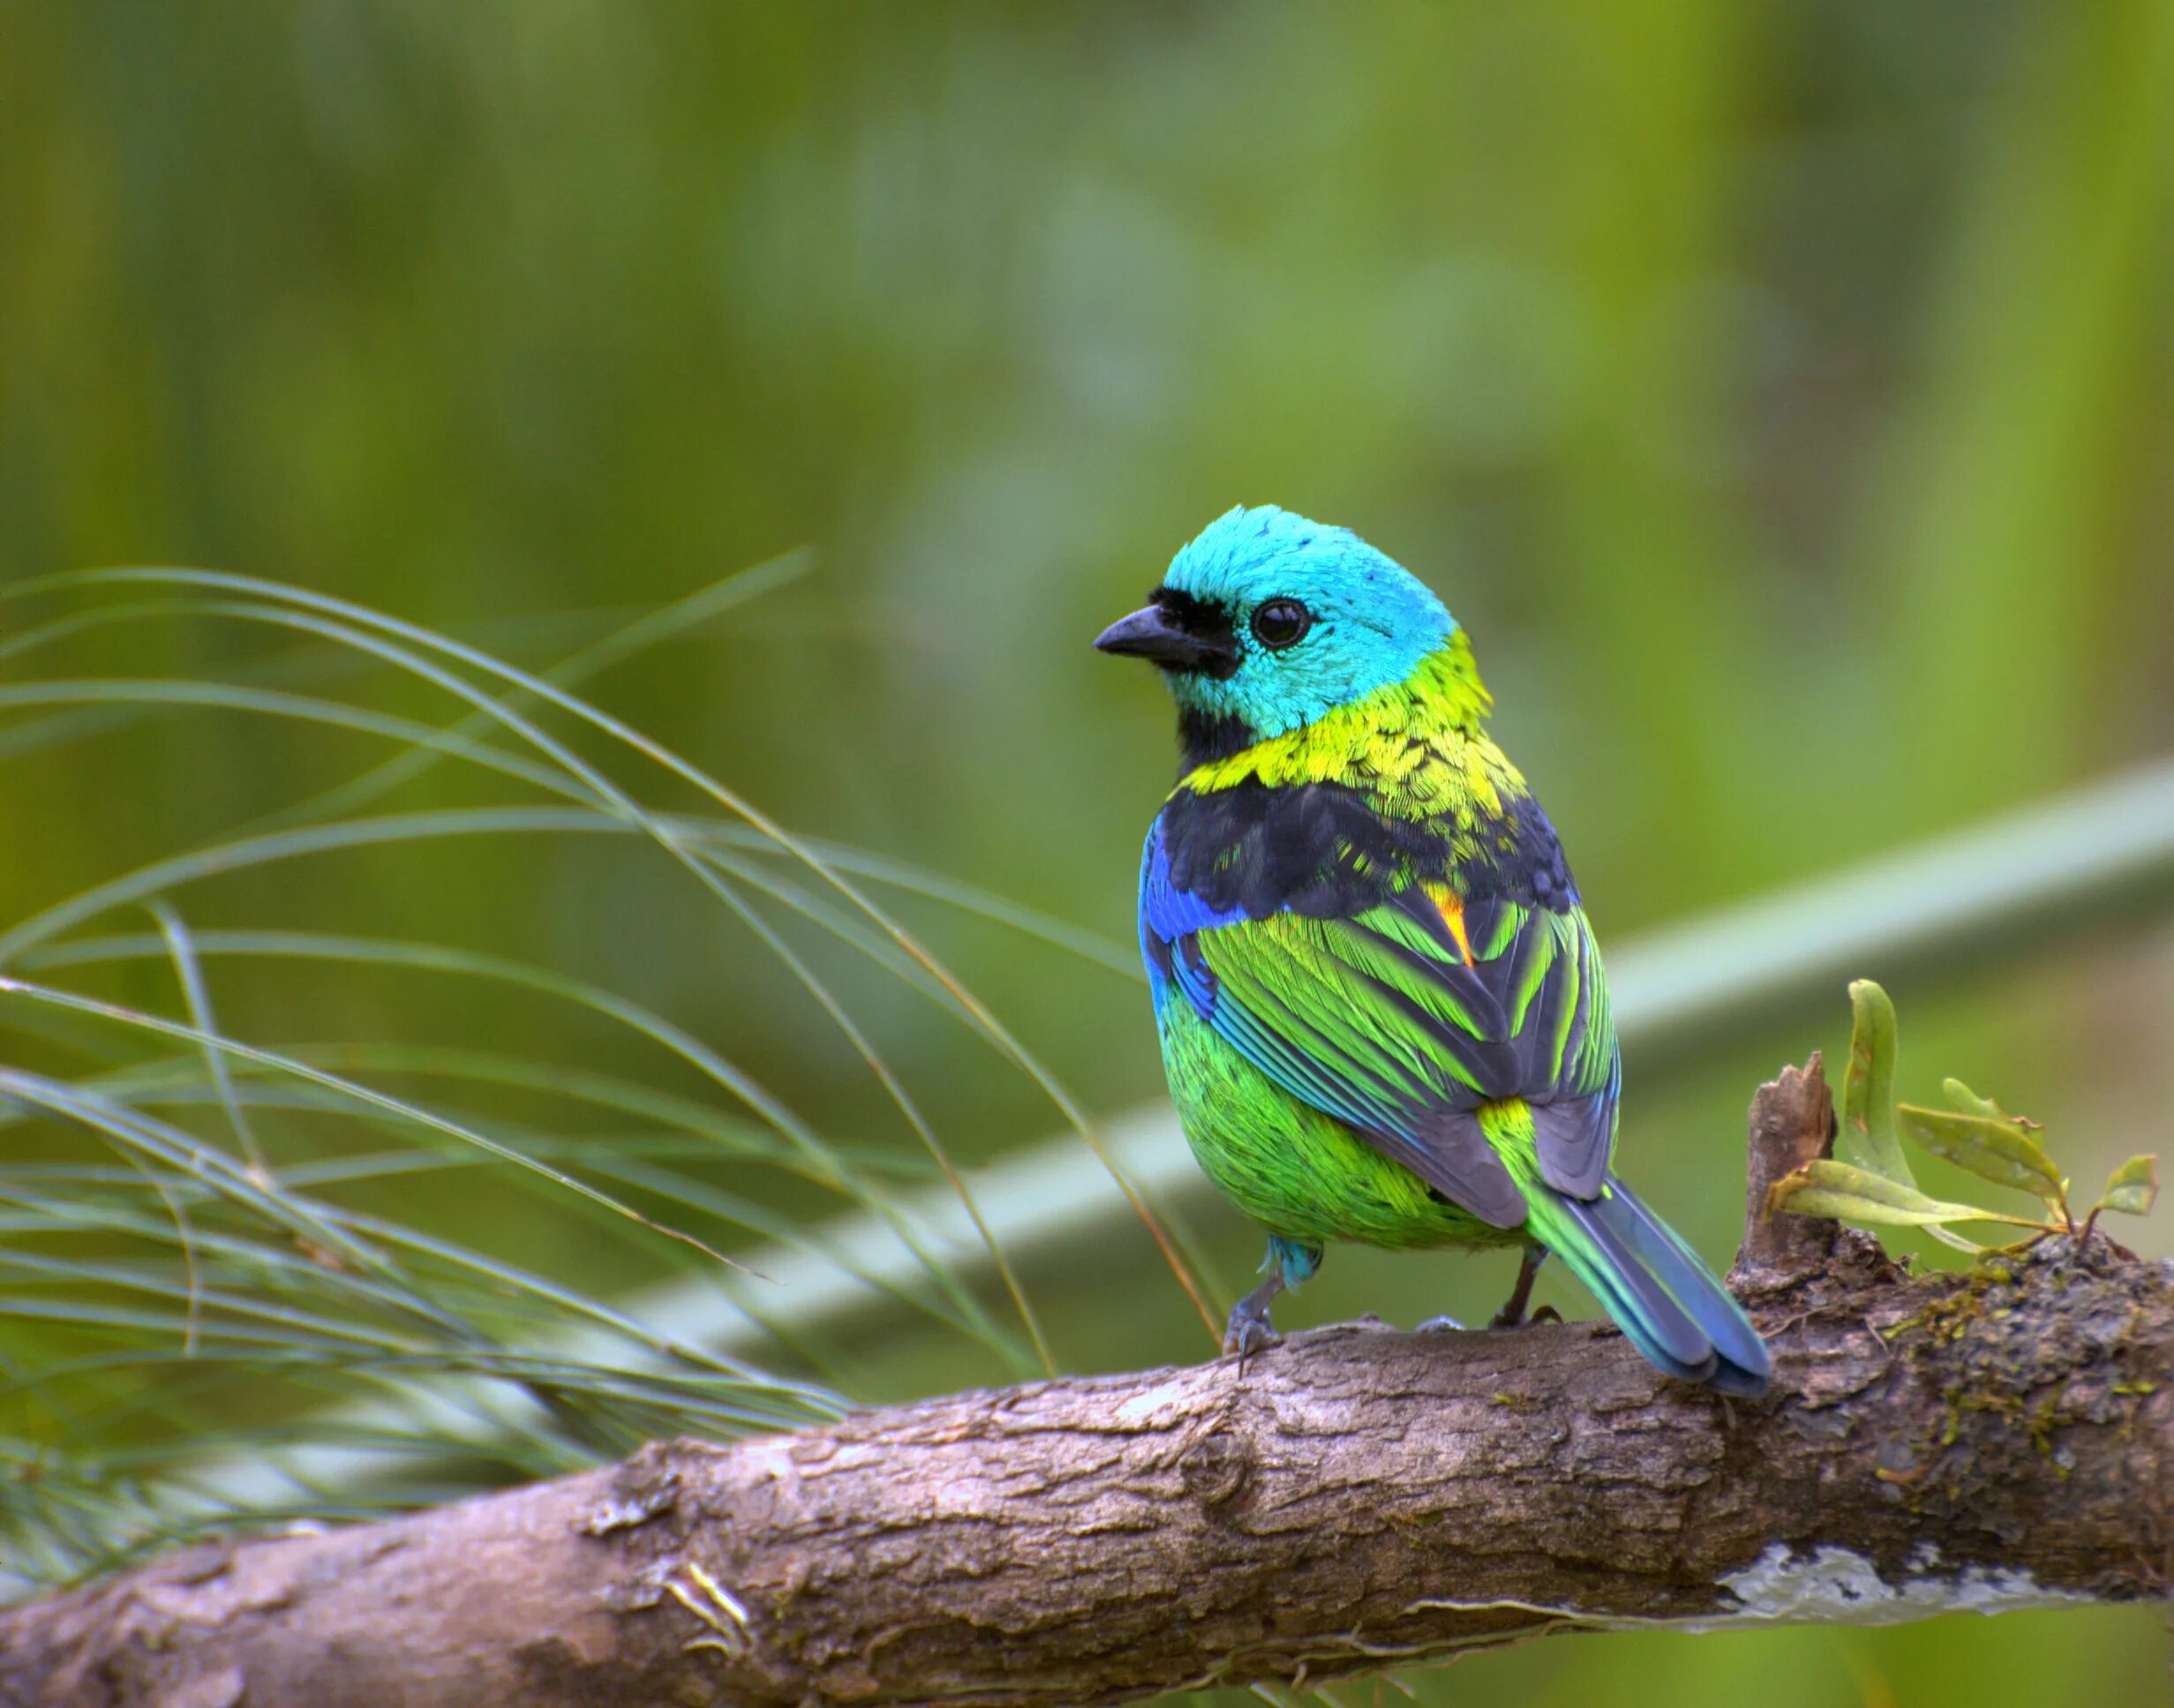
[1540,1178,1771,1396]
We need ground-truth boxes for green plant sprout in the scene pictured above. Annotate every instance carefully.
[1769,980,2159,1252]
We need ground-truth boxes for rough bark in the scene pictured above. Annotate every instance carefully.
[3,1057,2169,1708]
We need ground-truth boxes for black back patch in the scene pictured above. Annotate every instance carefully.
[1156,775,1577,919]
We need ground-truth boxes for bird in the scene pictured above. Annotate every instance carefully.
[1096,505,1770,1395]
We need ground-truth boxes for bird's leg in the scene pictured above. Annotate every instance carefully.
[1223,1275,1284,1363]
[1490,1245,1561,1331]
[1224,1236,1322,1365]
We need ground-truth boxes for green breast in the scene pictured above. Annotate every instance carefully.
[1156,997,1516,1252]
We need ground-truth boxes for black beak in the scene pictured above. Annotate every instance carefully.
[1094,605,1239,675]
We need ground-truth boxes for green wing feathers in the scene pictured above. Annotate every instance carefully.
[1170,887,1617,1228]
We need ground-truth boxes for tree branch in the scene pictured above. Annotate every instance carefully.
[4,1057,2170,1708]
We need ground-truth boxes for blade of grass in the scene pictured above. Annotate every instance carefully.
[41,586,1060,1370]
[25,570,1207,1343]
[0,678,596,803]
[0,1066,861,1396]
[146,902,267,1183]
[237,548,812,838]
[3,1043,929,1179]
[0,595,661,766]
[6,928,1015,1348]
[0,986,748,1277]
[690,823,1140,981]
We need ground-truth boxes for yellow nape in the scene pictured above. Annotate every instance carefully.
[1177,636,1523,819]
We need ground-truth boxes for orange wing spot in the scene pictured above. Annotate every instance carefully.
[1425,882,1477,968]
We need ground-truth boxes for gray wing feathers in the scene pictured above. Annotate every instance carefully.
[1386,1109,1530,1229]
[1531,1091,1615,1200]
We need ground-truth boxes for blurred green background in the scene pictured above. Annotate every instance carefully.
[4,3,2172,1703]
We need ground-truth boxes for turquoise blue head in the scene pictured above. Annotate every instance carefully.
[1096,506,1456,756]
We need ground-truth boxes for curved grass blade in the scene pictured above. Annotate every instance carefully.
[0,679,593,805]
[0,1189,840,1428]
[39,569,1210,1342]
[16,928,849,1181]
[688,823,1140,982]
[0,811,560,965]
[0,983,748,1276]
[5,929,1015,1348]
[0,595,654,767]
[0,1095,846,1474]
[238,549,812,838]
[146,902,267,1182]
[0,794,1034,1359]
[2,1065,917,1399]
[14,1038,929,1179]
[1,1070,391,1282]
[35,585,1057,1371]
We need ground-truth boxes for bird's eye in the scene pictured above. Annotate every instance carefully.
[1251,598,1313,651]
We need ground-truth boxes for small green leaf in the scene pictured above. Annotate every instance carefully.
[1768,1158,2042,1232]
[2095,1155,2159,1218]
[1896,1104,2065,1206]
[1942,1078,2043,1131]
[1842,980,1914,1187]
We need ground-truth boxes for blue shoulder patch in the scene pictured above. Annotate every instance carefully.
[1137,818,1248,1016]
[1139,817,1251,941]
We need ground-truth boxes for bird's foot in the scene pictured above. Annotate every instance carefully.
[1487,1247,1554,1331]
[1415,1313,1466,1334]
[1489,1302,1563,1332]
[1222,1296,1283,1367]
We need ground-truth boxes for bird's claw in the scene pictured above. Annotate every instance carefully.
[1489,1302,1563,1332]
[1222,1302,1283,1368]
